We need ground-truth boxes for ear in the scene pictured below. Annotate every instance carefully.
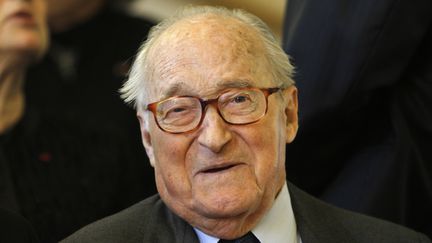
[282,86,298,143]
[137,110,156,167]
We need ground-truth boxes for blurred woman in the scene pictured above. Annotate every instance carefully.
[1,0,47,242]
[0,0,48,133]
[1,1,154,242]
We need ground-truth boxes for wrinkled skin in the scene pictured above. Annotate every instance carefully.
[138,15,298,239]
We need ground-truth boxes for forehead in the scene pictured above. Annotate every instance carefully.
[147,15,272,101]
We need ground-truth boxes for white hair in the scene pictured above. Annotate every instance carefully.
[120,5,295,109]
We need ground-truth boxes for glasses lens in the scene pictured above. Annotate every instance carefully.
[218,89,266,124]
[156,97,202,133]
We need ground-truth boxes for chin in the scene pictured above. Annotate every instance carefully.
[12,29,47,56]
[193,189,262,219]
[14,41,47,63]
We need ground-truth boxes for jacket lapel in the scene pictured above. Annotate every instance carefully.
[139,197,200,243]
[288,183,358,243]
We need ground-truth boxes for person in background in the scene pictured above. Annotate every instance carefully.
[26,0,154,142]
[283,0,432,237]
[2,0,156,242]
[1,0,48,208]
[0,0,45,242]
[0,0,47,135]
[62,6,430,243]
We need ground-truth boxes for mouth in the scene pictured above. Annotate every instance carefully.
[198,162,243,175]
[7,11,36,25]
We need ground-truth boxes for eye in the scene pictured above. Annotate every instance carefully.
[172,107,186,113]
[229,93,252,105]
[219,90,255,108]
[233,95,248,103]
[164,105,191,118]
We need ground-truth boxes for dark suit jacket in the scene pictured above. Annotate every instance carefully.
[61,183,431,243]
[0,208,39,243]
[283,0,432,236]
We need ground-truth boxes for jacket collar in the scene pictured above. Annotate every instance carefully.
[288,182,358,243]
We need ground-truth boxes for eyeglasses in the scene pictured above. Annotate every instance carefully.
[146,87,281,134]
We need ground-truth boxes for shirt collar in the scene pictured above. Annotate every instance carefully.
[193,182,299,243]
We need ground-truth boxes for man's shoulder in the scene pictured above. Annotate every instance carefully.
[61,195,199,243]
[60,195,163,243]
[289,183,431,243]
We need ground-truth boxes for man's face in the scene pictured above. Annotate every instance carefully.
[0,0,48,61]
[138,16,298,239]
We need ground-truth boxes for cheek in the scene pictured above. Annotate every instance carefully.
[151,130,194,197]
[254,134,280,178]
[241,116,286,186]
[36,1,48,43]
[36,0,47,15]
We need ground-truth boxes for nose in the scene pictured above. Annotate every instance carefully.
[197,106,232,153]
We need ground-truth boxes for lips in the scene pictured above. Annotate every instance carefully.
[197,162,244,175]
[7,10,36,25]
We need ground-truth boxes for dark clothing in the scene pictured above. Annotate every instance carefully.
[283,0,432,237]
[61,183,431,243]
[0,208,39,243]
[25,6,152,146]
[1,108,156,242]
[17,6,157,241]
[0,135,19,213]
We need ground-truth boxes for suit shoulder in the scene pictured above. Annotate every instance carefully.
[289,184,431,243]
[333,204,431,242]
[61,195,162,243]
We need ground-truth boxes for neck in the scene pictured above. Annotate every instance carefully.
[186,179,286,240]
[0,57,26,134]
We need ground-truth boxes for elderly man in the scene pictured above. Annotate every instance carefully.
[62,6,431,243]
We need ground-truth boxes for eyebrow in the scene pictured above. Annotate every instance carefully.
[162,82,193,99]
[162,80,253,99]
[216,80,252,89]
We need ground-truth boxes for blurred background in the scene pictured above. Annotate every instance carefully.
[127,0,287,41]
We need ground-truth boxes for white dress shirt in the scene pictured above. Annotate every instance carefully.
[194,183,302,243]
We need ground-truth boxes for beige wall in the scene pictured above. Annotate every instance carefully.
[128,0,287,41]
